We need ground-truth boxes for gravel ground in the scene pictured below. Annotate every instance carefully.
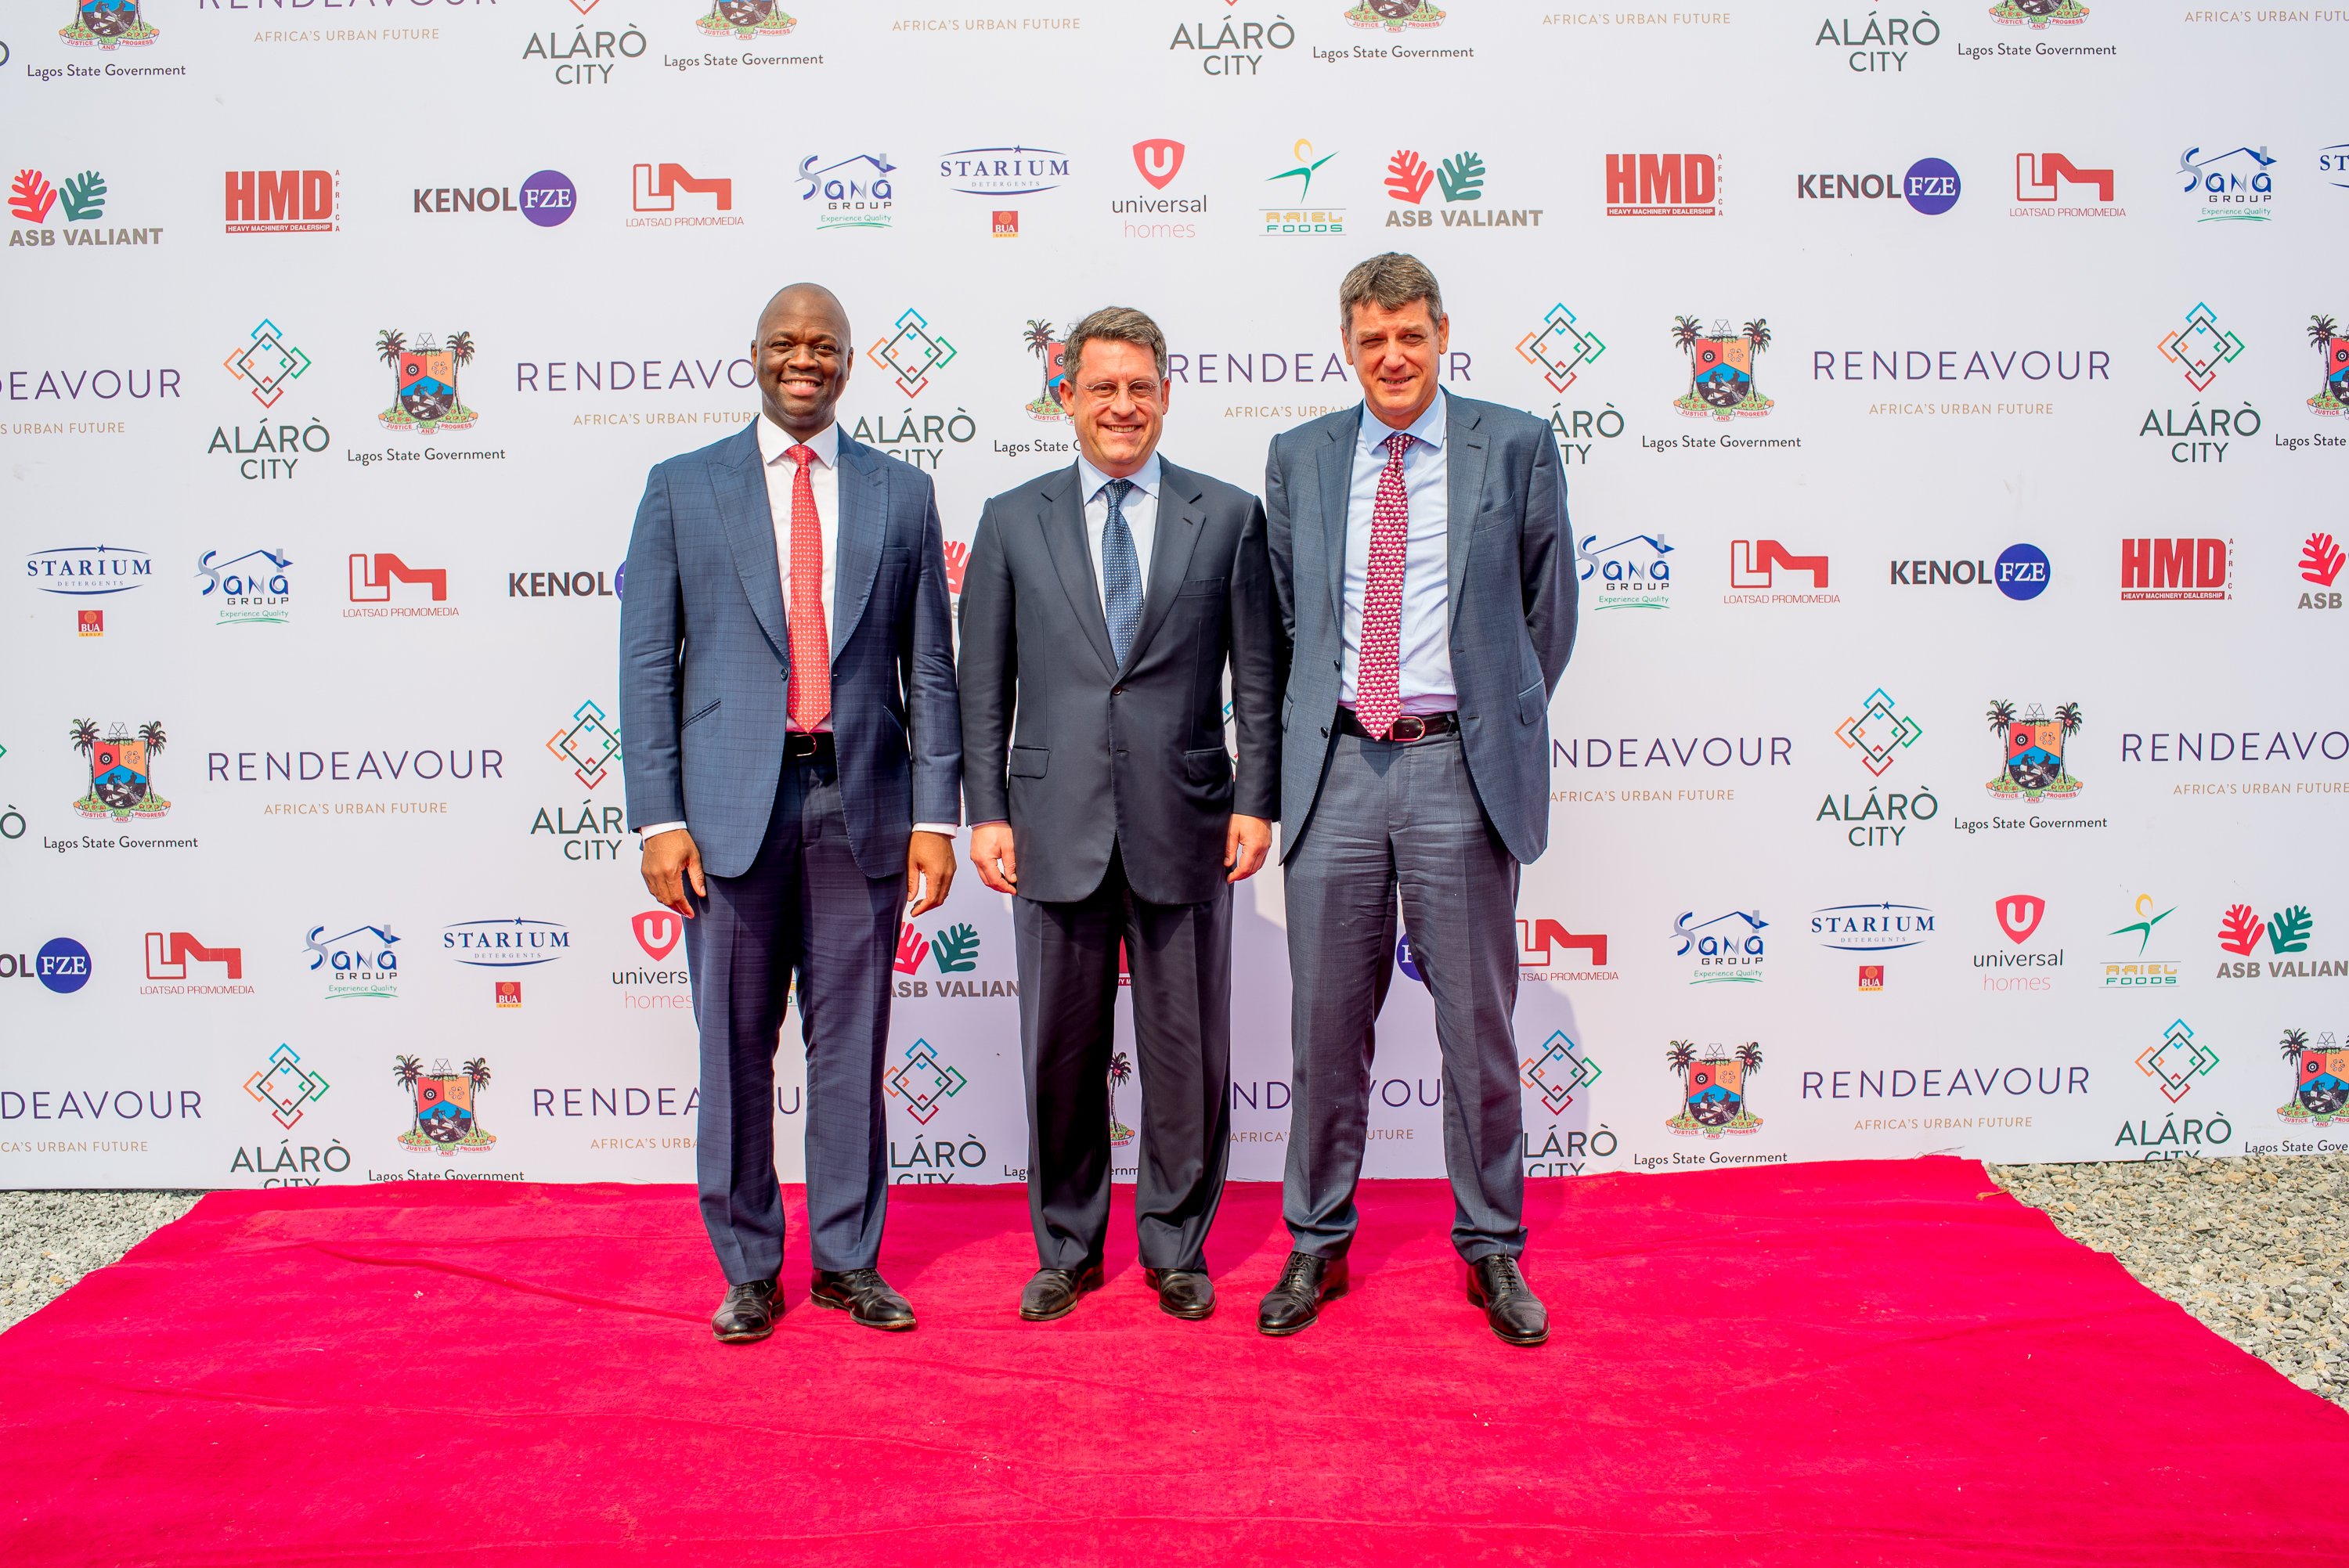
[2,1160,2344,1414]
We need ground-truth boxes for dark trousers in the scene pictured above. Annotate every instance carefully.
[1282,730,1527,1263]
[686,758,901,1281]
[1013,846,1233,1273]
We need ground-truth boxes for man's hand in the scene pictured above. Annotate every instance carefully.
[642,828,705,917]
[1226,813,1272,883]
[969,821,1019,896]
[907,831,955,917]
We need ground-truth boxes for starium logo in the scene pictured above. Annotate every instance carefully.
[1518,305,1604,393]
[246,1044,329,1129]
[1519,1030,1600,1116]
[883,1038,968,1125]
[2136,1019,2215,1105]
[869,308,956,398]
[223,320,309,409]
[2156,303,2243,391]
[1835,688,1922,777]
[547,699,620,789]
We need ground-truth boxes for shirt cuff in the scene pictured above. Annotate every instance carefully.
[965,819,1009,829]
[911,822,961,838]
[635,821,688,842]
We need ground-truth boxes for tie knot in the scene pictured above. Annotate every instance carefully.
[786,444,815,469]
[1383,431,1413,460]
[1105,478,1134,508]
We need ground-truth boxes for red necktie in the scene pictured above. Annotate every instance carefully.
[785,445,829,731]
[1355,431,1413,741]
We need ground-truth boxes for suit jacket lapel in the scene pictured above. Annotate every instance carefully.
[830,434,887,660]
[1444,398,1489,636]
[716,423,788,661]
[1038,464,1119,679]
[1318,415,1354,635]
[1123,460,1209,676]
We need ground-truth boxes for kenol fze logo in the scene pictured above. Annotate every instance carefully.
[1889,544,2052,600]
[70,719,169,821]
[1795,158,1961,213]
[1674,908,1765,984]
[2179,145,2274,222]
[224,170,337,235]
[412,171,577,229]
[1384,148,1544,231]
[196,548,292,627]
[1264,139,1343,235]
[63,0,158,49]
[798,153,893,231]
[1605,153,1721,217]
[8,166,159,248]
[306,923,399,1000]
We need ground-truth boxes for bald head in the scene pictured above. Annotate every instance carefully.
[752,283,853,438]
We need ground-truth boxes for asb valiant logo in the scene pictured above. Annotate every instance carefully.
[306,923,399,1001]
[1991,0,2087,27]
[1666,1041,1763,1137]
[63,0,158,48]
[2306,313,2348,416]
[196,548,292,627]
[1384,148,1541,231]
[374,329,478,434]
[1348,0,1446,29]
[893,918,1016,999]
[2012,153,2121,216]
[1576,531,1669,611]
[1673,908,1766,984]
[26,544,151,596]
[1606,154,1721,218]
[2137,1020,2215,1105]
[1672,317,1771,420]
[2300,532,2344,611]
[797,153,893,231]
[1985,699,2082,802]
[2217,900,2344,979]
[2121,536,2231,601]
[224,170,337,235]
[2277,1030,2349,1126]
[9,166,164,251]
[70,719,169,820]
[699,2,797,38]
[1810,902,1936,950]
[395,1054,496,1155]
[1517,917,1613,980]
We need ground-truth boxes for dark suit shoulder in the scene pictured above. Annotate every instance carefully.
[838,431,937,500]
[980,463,1074,516]
[650,420,756,479]
[1156,458,1261,516]
[1270,405,1358,463]
[1449,394,1549,446]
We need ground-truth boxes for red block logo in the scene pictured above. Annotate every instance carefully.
[1730,539,1829,589]
[145,932,243,980]
[349,553,448,603]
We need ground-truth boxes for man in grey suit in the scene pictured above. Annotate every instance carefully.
[621,282,962,1343]
[1258,254,1575,1346]
[958,306,1283,1323]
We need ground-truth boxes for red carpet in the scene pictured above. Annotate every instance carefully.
[2,1160,2344,1566]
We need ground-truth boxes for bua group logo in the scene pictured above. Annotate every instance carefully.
[69,719,170,820]
[373,329,478,433]
[62,0,158,49]
[395,1054,497,1155]
[2276,1030,2349,1126]
[1672,316,1771,419]
[1665,1040,1763,1137]
[1984,698,2083,802]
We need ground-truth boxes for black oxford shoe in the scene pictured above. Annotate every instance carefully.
[712,1278,778,1343]
[1145,1267,1215,1321]
[1467,1254,1549,1347]
[810,1268,917,1332]
[1019,1262,1104,1321]
[1257,1252,1348,1337]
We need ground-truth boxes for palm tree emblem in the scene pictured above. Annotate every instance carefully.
[2311,314,2342,410]
[1742,319,1771,395]
[376,328,406,387]
[1985,698,2016,740]
[447,330,474,372]
[464,1057,492,1134]
[1106,1050,1135,1147]
[1023,319,1056,393]
[1670,315,1703,398]
[1665,1040,1696,1094]
[67,717,99,762]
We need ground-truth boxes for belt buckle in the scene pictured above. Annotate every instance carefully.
[786,733,817,759]
[1391,714,1427,742]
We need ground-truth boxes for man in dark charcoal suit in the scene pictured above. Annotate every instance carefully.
[621,282,962,1343]
[1258,254,1576,1346]
[958,306,1284,1322]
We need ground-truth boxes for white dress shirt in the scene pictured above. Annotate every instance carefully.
[1339,389,1456,716]
[1074,450,1162,616]
[637,413,956,843]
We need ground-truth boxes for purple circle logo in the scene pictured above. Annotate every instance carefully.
[1903,157,1961,217]
[518,169,576,229]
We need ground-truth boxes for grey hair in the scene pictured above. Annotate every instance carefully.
[1062,305,1168,386]
[1337,252,1444,336]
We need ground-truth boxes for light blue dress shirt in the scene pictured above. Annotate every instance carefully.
[1339,390,1454,716]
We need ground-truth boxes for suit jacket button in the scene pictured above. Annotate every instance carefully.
[1113,685,1124,694]
[1321,726,1330,737]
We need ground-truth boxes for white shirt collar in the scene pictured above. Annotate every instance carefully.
[1074,449,1161,504]
[756,413,839,467]
[1358,387,1448,456]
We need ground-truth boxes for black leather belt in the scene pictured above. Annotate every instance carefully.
[1337,708,1458,743]
[783,731,835,764]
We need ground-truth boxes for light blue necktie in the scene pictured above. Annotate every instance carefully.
[1100,478,1142,669]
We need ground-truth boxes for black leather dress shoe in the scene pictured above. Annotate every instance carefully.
[1467,1254,1549,1346]
[1257,1252,1348,1337]
[712,1278,779,1343]
[1144,1267,1215,1321]
[810,1268,917,1332]
[1018,1263,1103,1321]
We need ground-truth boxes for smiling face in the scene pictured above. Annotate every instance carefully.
[752,284,853,438]
[1343,297,1449,430]
[1059,337,1168,478]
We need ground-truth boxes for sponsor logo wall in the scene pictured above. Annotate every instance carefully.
[4,5,2344,1190]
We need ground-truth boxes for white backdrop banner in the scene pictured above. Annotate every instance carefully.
[5,0,2347,1195]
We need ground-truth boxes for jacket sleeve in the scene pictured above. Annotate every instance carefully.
[1228,492,1286,821]
[904,476,964,827]
[1522,424,1578,694]
[954,501,1016,825]
[619,462,685,830]
[1263,433,1298,647]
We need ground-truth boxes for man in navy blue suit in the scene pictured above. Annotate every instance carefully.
[621,283,962,1343]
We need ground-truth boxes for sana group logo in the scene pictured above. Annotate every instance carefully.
[193,544,296,627]
[2278,1030,2349,1126]
[2179,145,2274,223]
[798,153,893,231]
[62,0,156,49]
[1674,908,1766,984]
[1985,699,2083,802]
[1666,1041,1763,1137]
[395,1054,497,1154]
[69,719,170,820]
[374,329,478,433]
[1672,317,1771,419]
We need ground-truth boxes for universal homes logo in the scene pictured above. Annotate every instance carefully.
[412,171,576,228]
[2216,899,2344,981]
[306,923,399,1000]
[1384,148,1542,229]
[1812,11,1941,71]
[374,329,478,434]
[1168,13,1297,75]
[937,146,1070,197]
[395,1054,496,1155]
[27,544,150,597]
[520,19,648,85]
[615,910,689,1014]
[2179,144,2274,222]
[1114,140,1205,240]
[62,0,157,49]
[1795,158,1962,214]
[798,153,893,231]
[1811,902,1936,950]
[196,548,293,626]
[1673,909,1765,984]
[2103,893,2181,993]
[1264,139,1343,236]
[70,719,170,820]
[1607,153,1721,218]
[1665,1041,1764,1137]
[1976,893,2062,993]
[9,166,162,247]
[2276,1030,2349,1127]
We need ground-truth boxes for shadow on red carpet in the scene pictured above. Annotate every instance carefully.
[2,1159,2343,1566]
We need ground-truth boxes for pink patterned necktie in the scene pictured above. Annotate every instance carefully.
[785,445,829,731]
[1354,430,1413,741]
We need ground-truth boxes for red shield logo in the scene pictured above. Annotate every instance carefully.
[1995,894,2046,945]
[1133,139,1184,191]
[632,909,681,961]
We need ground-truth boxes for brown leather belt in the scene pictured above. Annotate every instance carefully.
[1336,708,1458,743]
[783,731,835,764]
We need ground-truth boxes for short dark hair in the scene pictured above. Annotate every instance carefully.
[1063,305,1168,386]
[1337,253,1443,336]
